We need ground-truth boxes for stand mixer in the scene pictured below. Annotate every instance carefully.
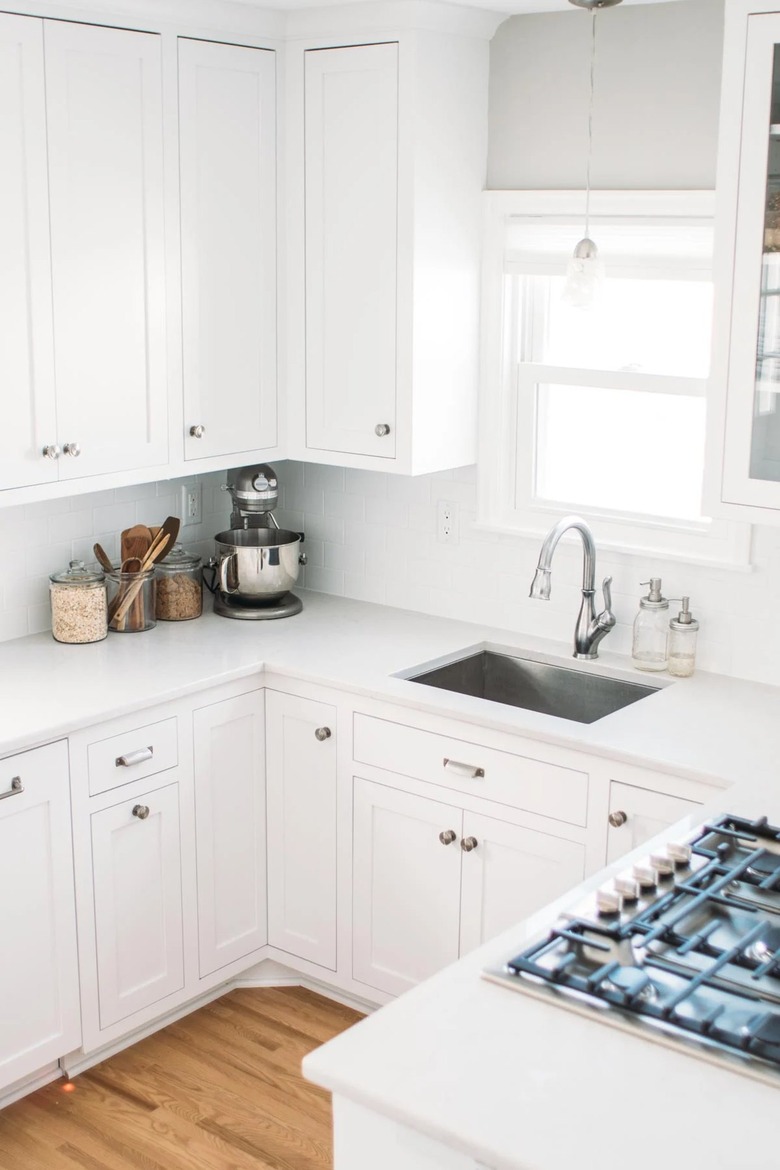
[205,464,306,620]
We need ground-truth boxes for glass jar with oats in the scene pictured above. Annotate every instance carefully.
[155,544,203,621]
[49,560,108,644]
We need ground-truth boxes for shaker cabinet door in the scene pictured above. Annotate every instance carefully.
[44,21,167,479]
[458,813,585,956]
[91,782,184,1030]
[0,742,80,1092]
[0,14,58,491]
[193,690,267,978]
[266,691,338,970]
[606,781,701,864]
[304,43,399,459]
[352,778,462,997]
[179,38,277,461]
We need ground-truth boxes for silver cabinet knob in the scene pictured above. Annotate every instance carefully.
[461,836,479,852]
[132,804,150,820]
[374,423,391,437]
[314,726,332,741]
[189,424,206,438]
[63,442,81,457]
[608,810,628,829]
[42,444,61,460]
[439,829,457,846]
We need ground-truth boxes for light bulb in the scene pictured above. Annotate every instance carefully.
[562,237,605,309]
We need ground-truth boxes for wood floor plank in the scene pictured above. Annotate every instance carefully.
[0,986,363,1170]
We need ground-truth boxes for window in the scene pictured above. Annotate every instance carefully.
[478,192,750,567]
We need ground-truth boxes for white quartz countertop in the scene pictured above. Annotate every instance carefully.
[304,784,780,1170]
[0,589,777,789]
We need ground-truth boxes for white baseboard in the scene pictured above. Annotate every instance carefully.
[0,1063,61,1110]
[234,968,378,1016]
[59,965,375,1081]
[60,982,231,1078]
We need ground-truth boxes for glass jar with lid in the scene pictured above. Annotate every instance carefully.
[155,544,203,621]
[49,560,108,644]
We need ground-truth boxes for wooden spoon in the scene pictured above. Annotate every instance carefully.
[121,524,152,564]
[112,517,182,628]
[93,542,113,574]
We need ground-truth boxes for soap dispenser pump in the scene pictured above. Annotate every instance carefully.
[668,597,699,678]
[632,578,669,672]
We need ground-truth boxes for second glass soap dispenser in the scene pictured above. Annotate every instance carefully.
[631,578,670,671]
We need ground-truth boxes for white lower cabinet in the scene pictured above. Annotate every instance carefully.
[0,742,80,1092]
[352,776,585,997]
[606,781,703,864]
[458,812,585,955]
[266,690,338,970]
[193,690,267,978]
[353,780,463,996]
[91,780,184,1031]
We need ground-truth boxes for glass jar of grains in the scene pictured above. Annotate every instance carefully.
[49,560,108,644]
[155,544,203,621]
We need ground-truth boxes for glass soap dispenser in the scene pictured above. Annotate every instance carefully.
[668,597,699,678]
[632,578,669,671]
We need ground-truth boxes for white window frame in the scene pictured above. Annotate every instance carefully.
[477,190,752,570]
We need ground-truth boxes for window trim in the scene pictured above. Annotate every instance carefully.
[477,190,752,571]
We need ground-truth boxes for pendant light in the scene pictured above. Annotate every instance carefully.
[562,0,624,308]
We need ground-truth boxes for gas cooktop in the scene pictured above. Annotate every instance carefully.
[484,814,780,1085]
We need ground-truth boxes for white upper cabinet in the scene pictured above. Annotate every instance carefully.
[44,21,167,480]
[179,38,277,462]
[304,43,399,461]
[709,5,780,520]
[0,15,57,491]
[290,23,491,475]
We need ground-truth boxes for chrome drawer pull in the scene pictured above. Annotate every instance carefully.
[314,727,332,742]
[0,777,23,801]
[132,804,150,820]
[442,757,485,780]
[115,746,154,768]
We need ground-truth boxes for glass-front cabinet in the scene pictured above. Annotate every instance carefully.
[717,8,780,515]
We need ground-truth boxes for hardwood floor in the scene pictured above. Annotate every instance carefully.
[0,987,364,1170]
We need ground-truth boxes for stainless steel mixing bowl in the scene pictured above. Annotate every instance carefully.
[213,528,302,602]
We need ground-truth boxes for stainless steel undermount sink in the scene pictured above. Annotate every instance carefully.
[403,648,663,725]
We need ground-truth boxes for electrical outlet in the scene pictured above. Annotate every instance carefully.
[179,482,202,527]
[437,500,459,545]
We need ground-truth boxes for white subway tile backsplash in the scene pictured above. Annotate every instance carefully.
[273,459,780,688]
[4,454,780,690]
[0,472,230,640]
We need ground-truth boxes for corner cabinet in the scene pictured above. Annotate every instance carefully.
[193,690,267,979]
[287,21,493,475]
[179,38,278,463]
[709,4,780,519]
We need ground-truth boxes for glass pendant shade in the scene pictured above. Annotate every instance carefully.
[562,238,605,308]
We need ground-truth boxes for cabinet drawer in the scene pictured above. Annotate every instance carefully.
[87,717,178,796]
[353,715,587,826]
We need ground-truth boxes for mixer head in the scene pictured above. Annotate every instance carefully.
[224,464,280,516]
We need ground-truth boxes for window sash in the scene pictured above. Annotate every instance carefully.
[477,190,751,569]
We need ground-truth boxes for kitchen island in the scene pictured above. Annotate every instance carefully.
[304,773,780,1170]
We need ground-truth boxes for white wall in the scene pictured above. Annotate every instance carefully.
[488,0,724,190]
[0,473,227,640]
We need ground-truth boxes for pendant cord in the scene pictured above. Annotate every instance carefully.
[584,10,597,238]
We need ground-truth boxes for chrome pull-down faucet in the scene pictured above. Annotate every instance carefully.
[529,515,616,660]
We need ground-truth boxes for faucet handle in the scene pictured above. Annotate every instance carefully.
[599,576,616,630]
